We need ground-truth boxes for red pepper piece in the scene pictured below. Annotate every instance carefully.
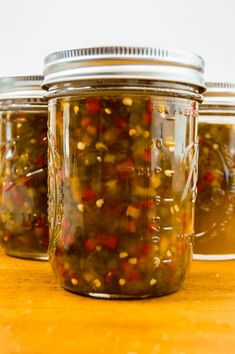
[86,98,101,115]
[138,199,154,209]
[13,176,32,189]
[204,172,214,183]
[116,159,134,180]
[147,223,160,234]
[97,234,119,250]
[84,239,97,252]
[143,112,152,125]
[197,180,203,192]
[35,155,46,168]
[140,243,153,255]
[128,270,142,281]
[82,188,97,202]
[144,149,152,163]
[116,115,127,129]
[81,116,92,129]
[18,176,30,186]
[104,272,114,283]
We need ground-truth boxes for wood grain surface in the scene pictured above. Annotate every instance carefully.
[0,247,234,354]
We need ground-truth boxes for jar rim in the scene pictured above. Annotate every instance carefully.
[42,46,205,93]
[200,82,235,108]
[0,75,45,100]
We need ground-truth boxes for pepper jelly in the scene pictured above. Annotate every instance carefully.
[0,76,48,260]
[195,82,235,260]
[43,47,205,298]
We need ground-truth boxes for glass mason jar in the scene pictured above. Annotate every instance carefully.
[0,76,49,260]
[195,82,235,260]
[43,47,205,298]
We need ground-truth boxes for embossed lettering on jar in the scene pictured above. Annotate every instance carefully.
[43,47,205,298]
[0,76,49,260]
[195,82,235,260]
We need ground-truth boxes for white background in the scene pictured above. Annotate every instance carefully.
[0,0,234,82]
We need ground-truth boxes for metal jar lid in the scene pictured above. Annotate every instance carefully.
[0,76,45,100]
[43,46,205,92]
[201,82,235,107]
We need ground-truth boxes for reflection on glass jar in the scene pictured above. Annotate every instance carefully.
[43,47,205,298]
[0,76,49,260]
[195,82,235,260]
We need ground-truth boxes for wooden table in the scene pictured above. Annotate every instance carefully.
[0,248,234,354]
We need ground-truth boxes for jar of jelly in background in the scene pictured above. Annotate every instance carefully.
[0,76,49,260]
[194,83,235,260]
[43,47,205,298]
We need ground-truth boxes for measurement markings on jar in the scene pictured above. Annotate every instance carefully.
[149,224,173,233]
[123,165,177,178]
[162,259,172,264]
[162,197,174,204]
[154,196,175,206]
[151,235,160,243]
[152,226,174,233]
